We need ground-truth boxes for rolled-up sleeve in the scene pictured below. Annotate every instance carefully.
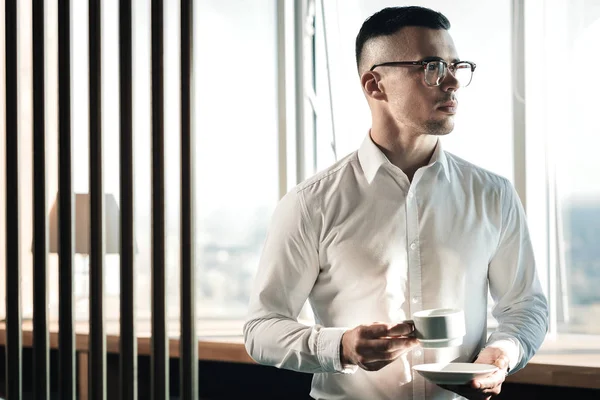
[487,178,549,373]
[243,187,353,374]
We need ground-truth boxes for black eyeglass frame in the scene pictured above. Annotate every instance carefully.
[369,60,477,86]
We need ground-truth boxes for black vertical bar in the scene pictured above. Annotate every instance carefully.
[180,0,197,399]
[32,0,50,398]
[58,0,76,398]
[5,0,22,398]
[151,0,168,399]
[89,0,106,398]
[119,0,137,399]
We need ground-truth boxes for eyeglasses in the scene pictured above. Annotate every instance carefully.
[369,60,476,87]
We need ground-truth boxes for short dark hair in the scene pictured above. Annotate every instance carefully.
[355,6,451,70]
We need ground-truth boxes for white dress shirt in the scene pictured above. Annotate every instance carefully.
[244,134,549,400]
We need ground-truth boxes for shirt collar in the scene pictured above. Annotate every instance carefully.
[358,133,451,184]
[358,133,390,184]
[430,138,451,183]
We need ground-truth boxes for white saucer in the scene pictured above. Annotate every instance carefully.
[412,362,498,385]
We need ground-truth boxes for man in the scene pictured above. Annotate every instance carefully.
[244,5,548,400]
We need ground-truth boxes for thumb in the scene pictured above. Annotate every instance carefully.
[494,355,510,372]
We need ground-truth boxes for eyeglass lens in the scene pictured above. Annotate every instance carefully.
[425,61,473,87]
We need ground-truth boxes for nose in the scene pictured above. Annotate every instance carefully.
[440,68,460,92]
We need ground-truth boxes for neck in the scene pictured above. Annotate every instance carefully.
[370,125,438,182]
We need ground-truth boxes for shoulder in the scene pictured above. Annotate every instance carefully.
[274,151,359,215]
[445,152,524,218]
[446,151,512,191]
[295,151,359,197]
[271,153,359,235]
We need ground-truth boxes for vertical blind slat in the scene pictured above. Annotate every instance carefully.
[88,0,107,398]
[151,0,168,398]
[5,0,23,397]
[293,0,305,184]
[32,0,50,398]
[119,0,137,399]
[276,1,288,200]
[180,0,197,399]
[57,0,76,398]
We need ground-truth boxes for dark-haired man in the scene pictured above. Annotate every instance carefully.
[244,5,548,400]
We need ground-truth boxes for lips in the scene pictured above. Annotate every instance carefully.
[437,100,458,114]
[439,101,457,108]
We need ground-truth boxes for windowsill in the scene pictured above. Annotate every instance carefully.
[504,333,600,389]
[2,321,599,390]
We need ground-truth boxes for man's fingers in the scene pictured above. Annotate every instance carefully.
[359,321,415,340]
[367,337,418,353]
[352,335,419,370]
[367,337,404,352]
[387,321,415,337]
[471,369,505,390]
[351,321,419,372]
[361,323,392,338]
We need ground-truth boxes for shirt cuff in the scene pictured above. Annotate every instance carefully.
[485,338,522,373]
[316,327,358,374]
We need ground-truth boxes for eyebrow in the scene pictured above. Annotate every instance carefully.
[421,56,461,63]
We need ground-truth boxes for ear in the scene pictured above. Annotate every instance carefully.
[361,71,385,101]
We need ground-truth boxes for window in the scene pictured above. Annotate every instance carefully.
[0,0,280,328]
[125,0,280,324]
[3,0,598,342]
[191,0,280,321]
[525,0,600,335]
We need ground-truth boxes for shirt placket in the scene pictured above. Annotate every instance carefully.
[406,184,426,400]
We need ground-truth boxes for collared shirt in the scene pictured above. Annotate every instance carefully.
[244,134,549,400]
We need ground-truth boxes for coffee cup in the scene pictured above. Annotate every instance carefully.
[411,308,465,348]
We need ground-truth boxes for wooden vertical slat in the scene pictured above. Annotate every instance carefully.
[180,0,197,398]
[57,0,76,398]
[88,0,106,398]
[151,0,168,398]
[119,0,137,399]
[32,0,50,398]
[5,0,23,397]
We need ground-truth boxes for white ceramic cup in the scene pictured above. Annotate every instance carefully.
[411,308,466,348]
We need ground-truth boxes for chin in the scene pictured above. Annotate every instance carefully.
[425,119,454,136]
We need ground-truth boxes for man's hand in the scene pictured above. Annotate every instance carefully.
[340,322,418,371]
[441,346,510,400]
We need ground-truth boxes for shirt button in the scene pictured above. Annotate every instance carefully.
[410,242,417,250]
[408,191,414,199]
[414,349,422,357]
[411,296,419,304]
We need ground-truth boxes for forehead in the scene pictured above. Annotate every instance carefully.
[375,26,459,62]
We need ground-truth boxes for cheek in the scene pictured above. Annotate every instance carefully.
[391,98,418,122]
[402,93,432,116]
[388,81,434,118]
